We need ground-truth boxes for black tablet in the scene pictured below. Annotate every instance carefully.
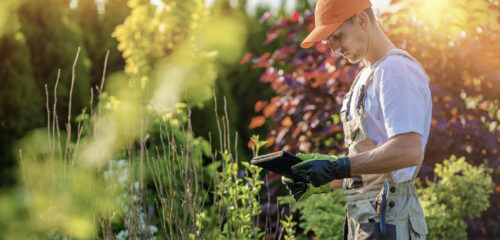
[250,151,305,181]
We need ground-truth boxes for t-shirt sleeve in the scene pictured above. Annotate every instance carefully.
[376,57,430,139]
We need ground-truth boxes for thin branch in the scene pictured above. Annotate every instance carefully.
[52,69,61,160]
[72,108,86,165]
[223,96,231,157]
[213,90,223,154]
[44,84,52,156]
[89,88,94,137]
[100,50,110,93]
[65,47,81,162]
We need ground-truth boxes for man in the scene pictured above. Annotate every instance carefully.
[282,0,432,239]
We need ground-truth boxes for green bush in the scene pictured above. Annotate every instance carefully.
[280,214,298,240]
[281,190,345,239]
[213,151,264,239]
[418,155,494,239]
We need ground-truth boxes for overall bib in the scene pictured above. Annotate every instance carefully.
[340,49,429,240]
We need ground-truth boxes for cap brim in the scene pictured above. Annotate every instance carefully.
[301,22,342,49]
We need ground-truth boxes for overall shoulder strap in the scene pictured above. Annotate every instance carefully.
[342,69,365,122]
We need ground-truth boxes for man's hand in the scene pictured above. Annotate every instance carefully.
[281,176,330,202]
[291,153,351,187]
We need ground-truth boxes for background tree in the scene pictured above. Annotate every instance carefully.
[74,0,129,87]
[74,0,104,88]
[0,0,43,186]
[101,0,129,74]
[0,0,130,187]
[17,0,92,130]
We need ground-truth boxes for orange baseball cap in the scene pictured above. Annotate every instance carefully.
[301,0,372,48]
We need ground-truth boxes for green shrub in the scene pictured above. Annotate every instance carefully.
[280,214,297,240]
[213,150,264,239]
[281,190,345,239]
[418,155,494,239]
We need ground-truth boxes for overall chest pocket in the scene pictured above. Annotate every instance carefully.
[345,117,368,143]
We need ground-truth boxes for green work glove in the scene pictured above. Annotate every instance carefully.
[292,153,351,187]
[281,176,330,202]
[296,153,339,162]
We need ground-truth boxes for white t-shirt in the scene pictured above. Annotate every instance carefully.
[343,49,432,183]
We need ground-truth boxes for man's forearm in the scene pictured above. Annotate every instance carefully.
[349,132,423,175]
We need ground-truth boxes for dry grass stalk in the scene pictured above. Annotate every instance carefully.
[64,47,80,164]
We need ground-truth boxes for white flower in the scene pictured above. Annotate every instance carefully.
[118,159,127,168]
[149,225,158,234]
[117,230,128,240]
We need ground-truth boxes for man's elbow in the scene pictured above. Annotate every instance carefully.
[407,134,423,166]
[395,132,423,167]
[408,147,423,166]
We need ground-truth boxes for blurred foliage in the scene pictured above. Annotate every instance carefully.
[112,0,246,110]
[74,0,129,86]
[418,155,494,239]
[0,0,40,186]
[101,0,131,74]
[1,0,300,239]
[8,128,126,239]
[0,0,273,190]
[0,0,128,185]
[0,32,43,186]
[18,0,92,120]
[0,0,22,37]
[0,187,45,239]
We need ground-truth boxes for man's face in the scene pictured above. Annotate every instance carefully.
[326,17,367,63]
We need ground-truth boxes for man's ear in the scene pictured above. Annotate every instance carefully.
[355,11,369,29]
